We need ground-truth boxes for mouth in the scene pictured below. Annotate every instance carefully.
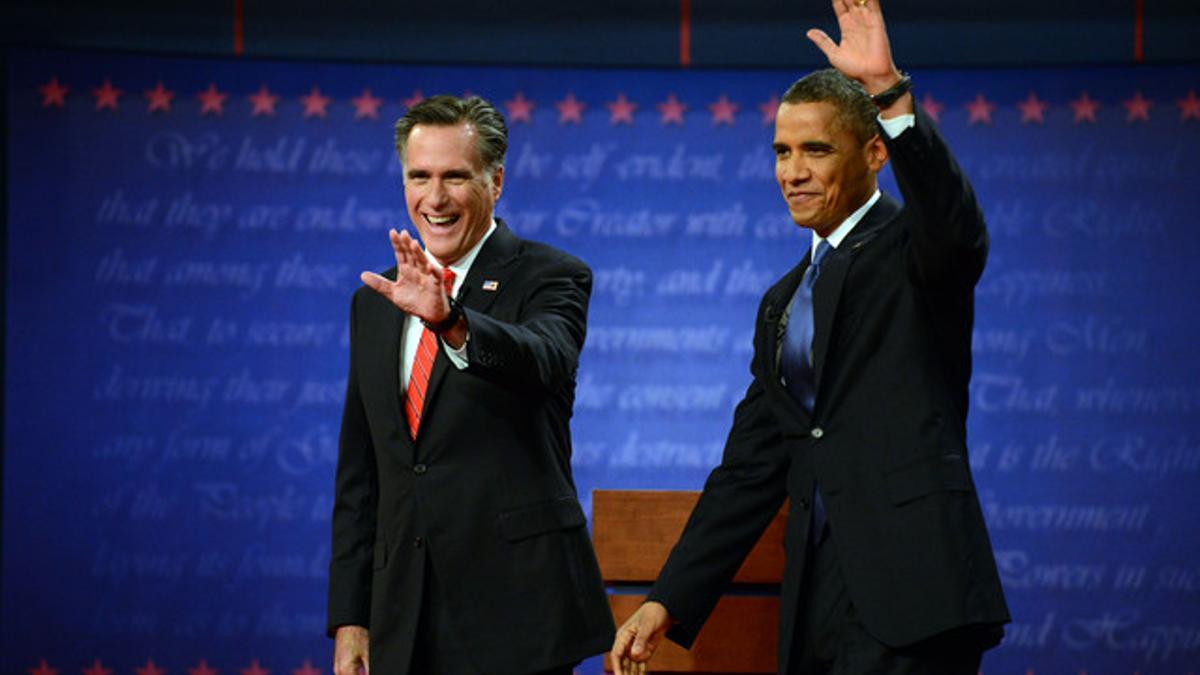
[786,192,820,205]
[423,214,460,228]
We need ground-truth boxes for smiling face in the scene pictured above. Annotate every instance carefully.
[773,101,886,238]
[402,122,504,266]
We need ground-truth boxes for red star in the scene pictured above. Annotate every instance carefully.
[1123,91,1152,123]
[402,89,425,110]
[555,92,586,124]
[27,660,57,675]
[188,660,219,675]
[82,659,113,675]
[91,79,122,111]
[1178,90,1200,121]
[708,94,739,125]
[657,93,687,125]
[248,85,279,117]
[606,93,637,125]
[300,86,331,119]
[196,83,228,115]
[291,661,321,675]
[241,659,269,675]
[1017,91,1047,124]
[351,88,382,119]
[919,93,944,122]
[38,76,69,108]
[135,659,166,675]
[504,91,535,124]
[144,81,175,113]
[1070,92,1100,123]
[964,93,995,125]
[758,95,779,125]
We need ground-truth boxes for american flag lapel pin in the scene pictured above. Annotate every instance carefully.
[482,280,499,291]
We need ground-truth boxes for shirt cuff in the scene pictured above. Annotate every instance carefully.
[443,335,470,370]
[878,113,915,139]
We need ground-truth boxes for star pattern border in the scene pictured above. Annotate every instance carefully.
[32,76,1200,127]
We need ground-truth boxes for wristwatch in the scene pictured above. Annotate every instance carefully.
[421,296,463,334]
[870,73,912,109]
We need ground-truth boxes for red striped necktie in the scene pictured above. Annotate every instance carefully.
[404,267,456,439]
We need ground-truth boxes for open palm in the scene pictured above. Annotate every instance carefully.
[806,0,899,90]
[360,229,448,322]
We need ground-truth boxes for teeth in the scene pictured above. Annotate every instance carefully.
[426,215,457,225]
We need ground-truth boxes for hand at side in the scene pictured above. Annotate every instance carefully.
[611,601,672,675]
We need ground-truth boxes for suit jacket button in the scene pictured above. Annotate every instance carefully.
[799,497,811,509]
[810,427,824,439]
[414,537,424,548]
[413,463,427,475]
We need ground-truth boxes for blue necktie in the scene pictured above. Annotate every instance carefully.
[781,239,833,412]
[781,239,833,542]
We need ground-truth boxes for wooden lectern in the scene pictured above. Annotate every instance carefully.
[591,490,788,674]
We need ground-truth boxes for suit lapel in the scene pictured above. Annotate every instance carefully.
[760,258,813,429]
[416,220,521,436]
[364,268,418,451]
[810,194,901,396]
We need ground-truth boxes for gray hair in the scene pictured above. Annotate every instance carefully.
[393,95,508,174]
[781,69,878,144]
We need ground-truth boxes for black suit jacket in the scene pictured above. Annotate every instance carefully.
[327,221,615,674]
[647,107,1010,673]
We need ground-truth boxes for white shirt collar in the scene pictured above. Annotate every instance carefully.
[811,189,881,256]
[423,218,498,296]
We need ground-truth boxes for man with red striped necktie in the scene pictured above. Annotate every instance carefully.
[328,95,614,675]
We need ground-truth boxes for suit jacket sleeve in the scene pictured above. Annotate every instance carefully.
[644,301,789,648]
[462,256,591,393]
[886,105,988,288]
[326,291,378,636]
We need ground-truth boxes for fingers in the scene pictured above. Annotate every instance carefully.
[403,233,437,278]
[389,229,442,282]
[611,625,632,674]
[389,229,406,268]
[615,655,646,675]
[360,271,389,294]
[806,28,838,58]
[838,0,872,12]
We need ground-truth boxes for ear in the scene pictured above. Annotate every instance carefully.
[865,134,888,174]
[491,165,505,200]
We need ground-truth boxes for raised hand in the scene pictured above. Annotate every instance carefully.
[360,229,449,323]
[805,0,901,93]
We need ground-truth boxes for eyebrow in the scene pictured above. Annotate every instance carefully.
[405,167,473,178]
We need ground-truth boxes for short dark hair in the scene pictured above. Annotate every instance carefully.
[780,69,878,143]
[393,95,508,174]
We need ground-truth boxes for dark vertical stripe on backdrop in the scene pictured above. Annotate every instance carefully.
[680,0,692,67]
[234,0,245,55]
[1134,0,1144,62]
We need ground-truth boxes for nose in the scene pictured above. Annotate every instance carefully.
[427,179,450,208]
[780,156,810,185]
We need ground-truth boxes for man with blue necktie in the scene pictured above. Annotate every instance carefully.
[611,1,1009,673]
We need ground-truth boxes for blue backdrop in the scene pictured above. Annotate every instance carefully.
[5,48,1200,674]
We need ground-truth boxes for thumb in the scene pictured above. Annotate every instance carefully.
[806,28,838,58]
[630,613,660,658]
[631,625,649,658]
